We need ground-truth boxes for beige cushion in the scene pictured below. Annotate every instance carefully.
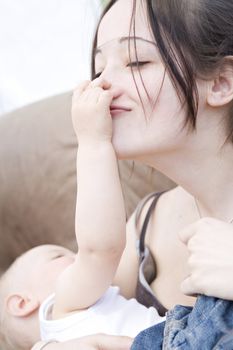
[0,92,175,271]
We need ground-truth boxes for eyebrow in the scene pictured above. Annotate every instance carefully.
[94,36,156,56]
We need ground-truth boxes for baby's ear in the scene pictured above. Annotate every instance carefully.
[6,293,40,317]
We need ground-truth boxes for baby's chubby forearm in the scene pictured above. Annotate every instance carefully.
[73,78,126,256]
[76,141,126,255]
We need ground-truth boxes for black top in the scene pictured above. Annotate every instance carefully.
[135,192,168,316]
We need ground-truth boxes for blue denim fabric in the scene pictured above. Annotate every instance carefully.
[212,331,233,350]
[131,320,165,350]
[131,296,233,350]
[163,296,233,349]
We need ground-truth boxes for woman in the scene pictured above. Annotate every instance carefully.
[34,0,233,348]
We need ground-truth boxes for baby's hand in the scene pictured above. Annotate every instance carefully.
[72,79,113,145]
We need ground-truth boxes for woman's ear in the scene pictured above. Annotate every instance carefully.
[6,293,40,317]
[207,58,233,107]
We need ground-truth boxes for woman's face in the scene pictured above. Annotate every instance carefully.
[95,0,193,163]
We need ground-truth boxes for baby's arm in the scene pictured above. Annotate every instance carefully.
[53,80,126,318]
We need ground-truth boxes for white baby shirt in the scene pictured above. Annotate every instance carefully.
[39,286,165,341]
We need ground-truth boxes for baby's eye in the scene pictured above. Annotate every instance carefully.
[52,254,64,260]
[127,61,150,68]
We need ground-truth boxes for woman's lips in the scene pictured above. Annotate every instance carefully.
[110,105,131,117]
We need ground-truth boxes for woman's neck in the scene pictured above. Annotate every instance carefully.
[144,142,233,222]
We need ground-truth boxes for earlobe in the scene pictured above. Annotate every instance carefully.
[207,61,233,107]
[6,293,40,317]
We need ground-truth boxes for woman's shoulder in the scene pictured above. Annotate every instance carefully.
[158,186,195,214]
[133,186,195,240]
[133,187,180,231]
[156,186,185,214]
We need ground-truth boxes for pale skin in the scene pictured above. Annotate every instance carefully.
[5,61,128,348]
[93,0,233,307]
[32,334,132,350]
[53,78,126,318]
[33,0,233,348]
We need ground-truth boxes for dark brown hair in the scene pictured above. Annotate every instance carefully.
[92,0,233,141]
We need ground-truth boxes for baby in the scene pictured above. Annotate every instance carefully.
[0,80,165,350]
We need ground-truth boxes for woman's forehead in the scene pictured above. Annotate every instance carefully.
[97,0,152,48]
[94,36,156,58]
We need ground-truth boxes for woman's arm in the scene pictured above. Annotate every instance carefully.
[179,217,233,300]
[32,334,133,350]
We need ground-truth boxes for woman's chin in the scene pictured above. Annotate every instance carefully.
[112,136,148,161]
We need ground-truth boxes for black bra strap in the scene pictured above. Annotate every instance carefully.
[139,192,165,255]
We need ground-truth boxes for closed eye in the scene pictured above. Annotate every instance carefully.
[93,72,102,79]
[93,61,150,79]
[52,254,64,260]
[127,61,150,68]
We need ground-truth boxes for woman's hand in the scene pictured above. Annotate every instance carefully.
[71,79,113,145]
[179,217,233,300]
[32,334,133,350]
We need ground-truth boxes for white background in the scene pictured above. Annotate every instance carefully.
[0,0,101,115]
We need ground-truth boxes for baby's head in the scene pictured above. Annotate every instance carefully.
[0,244,75,350]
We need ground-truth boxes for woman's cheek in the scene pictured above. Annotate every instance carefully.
[134,64,166,102]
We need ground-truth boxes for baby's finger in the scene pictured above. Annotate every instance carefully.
[98,90,113,109]
[72,80,91,99]
[91,77,111,90]
[82,86,103,104]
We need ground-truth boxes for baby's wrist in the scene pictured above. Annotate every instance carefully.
[78,137,114,151]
